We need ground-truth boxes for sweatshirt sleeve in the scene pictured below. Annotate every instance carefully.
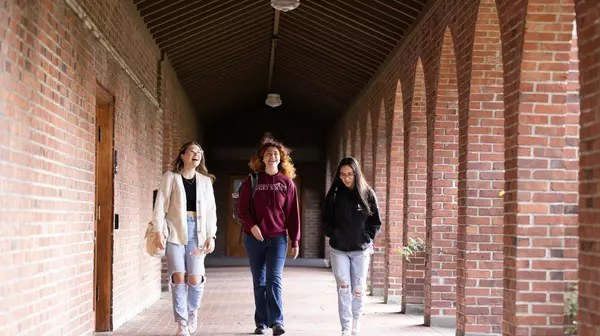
[285,180,301,248]
[152,171,174,233]
[205,177,218,239]
[321,187,336,238]
[237,175,257,230]
[364,190,382,240]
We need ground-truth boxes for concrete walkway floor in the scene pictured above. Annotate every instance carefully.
[112,267,454,336]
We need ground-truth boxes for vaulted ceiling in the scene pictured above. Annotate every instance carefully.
[134,0,428,125]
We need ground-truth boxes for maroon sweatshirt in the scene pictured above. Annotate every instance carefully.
[237,172,301,247]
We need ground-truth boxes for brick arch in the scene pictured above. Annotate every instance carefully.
[454,0,506,333]
[424,27,459,327]
[575,1,599,334]
[495,0,580,334]
[402,58,427,313]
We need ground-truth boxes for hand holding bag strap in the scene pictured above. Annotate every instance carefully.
[164,171,176,237]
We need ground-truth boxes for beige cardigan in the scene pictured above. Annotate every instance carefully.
[152,171,217,247]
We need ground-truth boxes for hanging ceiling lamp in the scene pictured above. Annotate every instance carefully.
[265,1,298,107]
[265,93,282,108]
[271,0,300,12]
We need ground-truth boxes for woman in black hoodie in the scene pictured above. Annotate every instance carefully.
[322,156,382,336]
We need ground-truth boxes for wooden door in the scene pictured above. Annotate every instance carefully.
[94,88,114,332]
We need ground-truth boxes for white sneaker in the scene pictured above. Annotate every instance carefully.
[188,310,198,333]
[351,319,361,335]
[176,320,190,336]
[342,330,351,336]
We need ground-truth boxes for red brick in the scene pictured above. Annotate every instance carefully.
[498,0,579,335]
[0,0,197,333]
[575,0,600,335]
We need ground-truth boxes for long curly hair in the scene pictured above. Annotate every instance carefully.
[170,141,216,182]
[248,138,296,179]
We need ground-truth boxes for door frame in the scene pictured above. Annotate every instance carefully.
[94,84,114,332]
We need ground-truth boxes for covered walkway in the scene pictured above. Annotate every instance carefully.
[2,0,600,335]
[112,267,454,336]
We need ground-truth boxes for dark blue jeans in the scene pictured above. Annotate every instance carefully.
[244,234,288,328]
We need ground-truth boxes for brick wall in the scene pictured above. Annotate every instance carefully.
[0,0,197,334]
[296,160,326,259]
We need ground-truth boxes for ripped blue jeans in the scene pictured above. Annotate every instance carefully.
[329,247,370,331]
[166,216,206,322]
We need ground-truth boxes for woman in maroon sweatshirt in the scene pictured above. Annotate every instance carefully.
[237,138,301,336]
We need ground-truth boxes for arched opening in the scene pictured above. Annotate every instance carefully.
[456,0,505,333]
[354,121,362,162]
[345,128,352,156]
[371,99,388,299]
[362,111,374,186]
[384,81,405,303]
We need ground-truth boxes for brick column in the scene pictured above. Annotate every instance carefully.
[402,60,427,313]
[575,0,600,335]
[425,27,459,328]
[498,1,579,335]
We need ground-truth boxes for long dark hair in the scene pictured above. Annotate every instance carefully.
[170,141,216,182]
[248,137,296,179]
[328,156,373,216]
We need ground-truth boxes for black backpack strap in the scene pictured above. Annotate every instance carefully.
[250,172,258,197]
[239,173,259,244]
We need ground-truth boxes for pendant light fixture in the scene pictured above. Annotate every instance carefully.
[265,1,299,107]
[271,0,300,12]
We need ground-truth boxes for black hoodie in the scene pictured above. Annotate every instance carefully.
[322,184,382,252]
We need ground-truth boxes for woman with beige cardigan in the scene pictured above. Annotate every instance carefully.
[152,141,217,336]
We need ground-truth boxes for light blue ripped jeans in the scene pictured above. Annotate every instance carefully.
[166,216,206,322]
[329,247,370,331]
